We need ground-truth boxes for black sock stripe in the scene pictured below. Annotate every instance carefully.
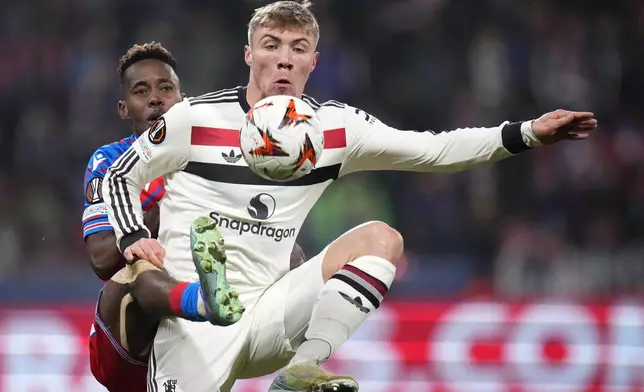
[343,264,389,295]
[331,274,380,309]
[336,269,384,302]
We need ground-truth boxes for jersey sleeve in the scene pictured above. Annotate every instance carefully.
[103,98,192,252]
[338,105,538,176]
[81,148,114,239]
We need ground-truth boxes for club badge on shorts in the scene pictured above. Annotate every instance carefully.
[148,117,166,145]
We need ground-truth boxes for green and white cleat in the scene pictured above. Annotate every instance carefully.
[268,363,359,392]
[190,216,244,326]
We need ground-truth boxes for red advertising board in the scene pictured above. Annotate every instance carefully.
[1,300,643,392]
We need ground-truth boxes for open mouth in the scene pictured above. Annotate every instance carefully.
[275,78,291,87]
[147,112,162,127]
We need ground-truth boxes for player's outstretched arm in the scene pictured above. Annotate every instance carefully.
[338,106,597,175]
[104,99,193,265]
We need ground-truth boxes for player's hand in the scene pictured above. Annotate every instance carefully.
[123,238,165,268]
[531,109,597,145]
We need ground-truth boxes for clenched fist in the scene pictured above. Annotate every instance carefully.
[531,109,597,145]
[124,238,165,268]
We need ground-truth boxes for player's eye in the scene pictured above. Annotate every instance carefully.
[160,85,174,92]
[133,89,147,95]
[265,44,278,50]
[293,47,305,54]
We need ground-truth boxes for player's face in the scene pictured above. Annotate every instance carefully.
[245,24,318,101]
[118,59,182,135]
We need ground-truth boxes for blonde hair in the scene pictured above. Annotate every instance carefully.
[247,1,320,46]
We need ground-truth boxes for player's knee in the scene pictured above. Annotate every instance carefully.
[110,260,160,285]
[360,221,404,264]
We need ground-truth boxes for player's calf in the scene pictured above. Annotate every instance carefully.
[190,216,245,325]
[119,260,231,325]
[120,218,245,327]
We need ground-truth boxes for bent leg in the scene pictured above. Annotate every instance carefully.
[269,221,404,391]
[115,218,247,326]
[297,221,402,362]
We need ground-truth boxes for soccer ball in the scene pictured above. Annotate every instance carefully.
[240,95,324,182]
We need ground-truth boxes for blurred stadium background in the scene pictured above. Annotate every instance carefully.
[1,0,644,390]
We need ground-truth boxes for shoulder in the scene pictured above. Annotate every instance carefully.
[85,135,135,172]
[302,93,347,112]
[188,87,240,107]
[303,95,349,126]
[306,96,371,124]
[83,139,130,205]
[102,134,137,156]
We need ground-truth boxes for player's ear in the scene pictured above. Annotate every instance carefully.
[117,100,129,120]
[311,52,319,72]
[244,45,252,67]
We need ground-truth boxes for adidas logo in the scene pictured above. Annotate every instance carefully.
[339,291,370,314]
[222,149,242,164]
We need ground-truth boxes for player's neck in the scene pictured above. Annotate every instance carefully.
[245,82,263,109]
[245,81,304,108]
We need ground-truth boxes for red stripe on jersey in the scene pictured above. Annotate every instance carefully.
[191,127,240,147]
[323,128,346,149]
[191,126,347,149]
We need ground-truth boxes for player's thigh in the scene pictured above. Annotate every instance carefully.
[283,249,327,344]
[150,317,251,392]
[239,250,327,378]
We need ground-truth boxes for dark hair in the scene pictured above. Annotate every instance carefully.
[117,41,178,82]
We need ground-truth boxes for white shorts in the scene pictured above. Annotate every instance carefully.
[148,249,326,392]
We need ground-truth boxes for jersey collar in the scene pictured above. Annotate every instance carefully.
[237,86,251,113]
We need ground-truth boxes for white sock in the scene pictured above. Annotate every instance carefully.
[197,291,206,318]
[290,255,396,366]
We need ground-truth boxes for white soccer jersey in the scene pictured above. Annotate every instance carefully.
[103,86,537,296]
